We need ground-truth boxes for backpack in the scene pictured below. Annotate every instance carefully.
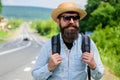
[51,33,91,80]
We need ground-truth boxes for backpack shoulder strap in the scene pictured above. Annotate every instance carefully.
[51,34,61,54]
[81,34,90,53]
[81,33,91,80]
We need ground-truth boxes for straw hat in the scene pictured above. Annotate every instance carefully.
[51,2,87,22]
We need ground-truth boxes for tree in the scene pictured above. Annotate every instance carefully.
[113,3,120,21]
[80,0,101,33]
[80,0,120,32]
[90,3,115,29]
[0,0,2,13]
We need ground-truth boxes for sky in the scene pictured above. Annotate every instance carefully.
[1,0,87,9]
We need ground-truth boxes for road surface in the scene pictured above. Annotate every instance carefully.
[0,22,45,80]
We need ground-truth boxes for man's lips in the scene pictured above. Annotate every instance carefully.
[67,26,76,30]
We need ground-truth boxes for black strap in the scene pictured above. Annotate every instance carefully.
[81,34,91,80]
[51,34,60,54]
[81,34,90,53]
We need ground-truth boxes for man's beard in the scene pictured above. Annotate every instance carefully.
[60,23,79,43]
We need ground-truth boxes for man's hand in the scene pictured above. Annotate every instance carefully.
[82,51,96,70]
[48,53,62,71]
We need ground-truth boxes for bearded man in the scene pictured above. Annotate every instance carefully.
[32,2,104,80]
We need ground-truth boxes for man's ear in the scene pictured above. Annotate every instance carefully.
[56,19,60,24]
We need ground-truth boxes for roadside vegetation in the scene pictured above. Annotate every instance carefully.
[6,19,23,30]
[30,19,59,38]
[0,30,9,42]
[91,24,120,77]
[0,19,23,42]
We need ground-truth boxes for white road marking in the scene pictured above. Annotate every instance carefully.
[0,41,31,56]
[14,79,21,80]
[31,60,36,64]
[24,67,31,72]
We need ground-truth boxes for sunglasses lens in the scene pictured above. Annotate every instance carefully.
[64,16,71,20]
[73,16,80,20]
[61,16,80,22]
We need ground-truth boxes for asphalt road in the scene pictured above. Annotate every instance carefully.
[0,22,45,80]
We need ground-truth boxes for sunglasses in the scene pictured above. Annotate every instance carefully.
[60,15,80,22]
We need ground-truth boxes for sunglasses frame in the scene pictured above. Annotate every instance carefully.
[60,15,80,22]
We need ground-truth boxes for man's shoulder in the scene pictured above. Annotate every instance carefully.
[40,39,51,49]
[44,39,51,46]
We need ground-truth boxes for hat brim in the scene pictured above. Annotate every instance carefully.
[51,7,87,22]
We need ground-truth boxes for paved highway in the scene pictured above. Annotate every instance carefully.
[0,22,45,80]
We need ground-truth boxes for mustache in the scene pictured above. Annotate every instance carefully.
[64,23,79,30]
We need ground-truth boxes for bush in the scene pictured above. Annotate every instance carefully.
[31,19,59,38]
[90,24,120,77]
[6,19,23,30]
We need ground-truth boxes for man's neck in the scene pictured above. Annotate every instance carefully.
[64,41,73,50]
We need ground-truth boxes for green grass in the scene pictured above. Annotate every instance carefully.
[0,30,10,42]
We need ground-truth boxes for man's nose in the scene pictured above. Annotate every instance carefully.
[69,18,74,23]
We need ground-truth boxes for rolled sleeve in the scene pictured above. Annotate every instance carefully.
[91,65,104,80]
